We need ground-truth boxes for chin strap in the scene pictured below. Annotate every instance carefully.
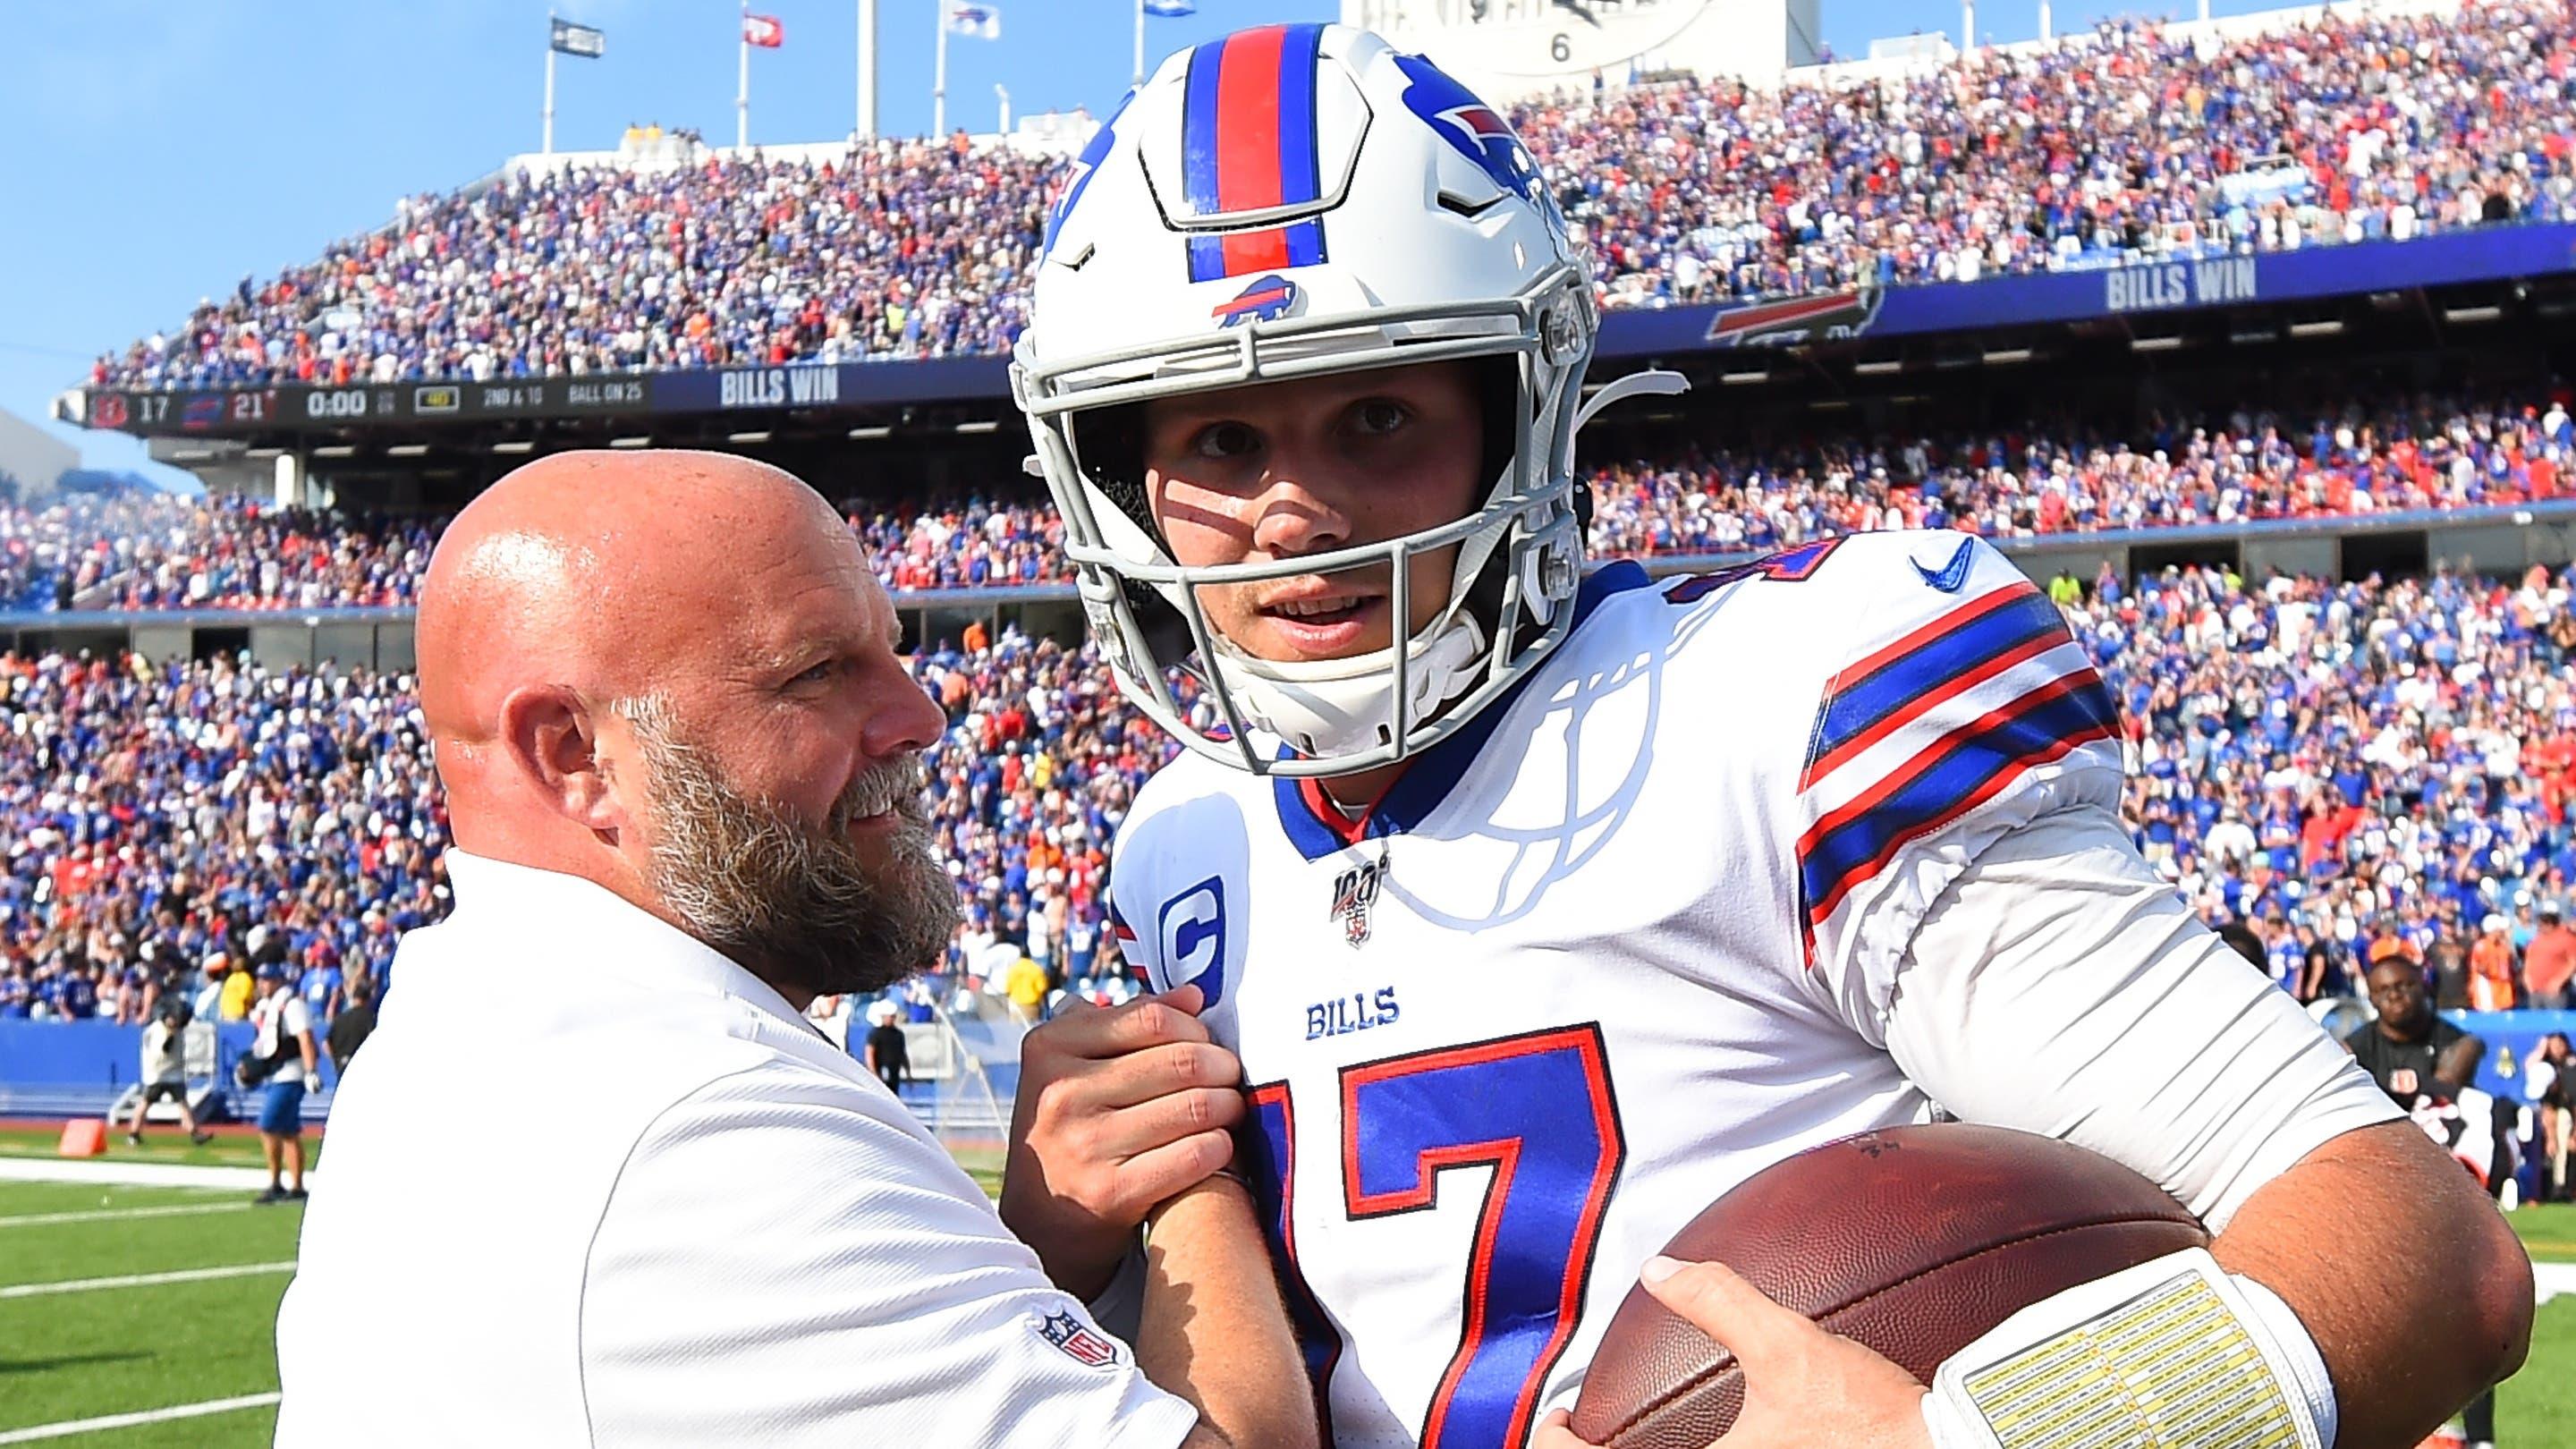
[1573,368,1689,434]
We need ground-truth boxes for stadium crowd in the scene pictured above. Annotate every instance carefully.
[1540,1,2576,309]
[1587,388,2576,553]
[2080,557,2576,1014]
[90,138,1054,392]
[9,388,2573,614]
[0,495,439,613]
[89,0,2576,391]
[6,549,2575,1037]
[0,650,443,1030]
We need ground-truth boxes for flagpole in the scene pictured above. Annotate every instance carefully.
[933,4,949,137]
[1133,0,1145,88]
[856,0,878,139]
[543,12,559,155]
[737,2,751,148]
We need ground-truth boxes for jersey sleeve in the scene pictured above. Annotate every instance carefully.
[1100,759,1250,1003]
[1881,806,2400,1227]
[580,1063,1199,1449]
[1791,533,2128,1035]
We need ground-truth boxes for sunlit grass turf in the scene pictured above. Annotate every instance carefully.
[2503,1293,2576,1444]
[2513,1200,2576,1261]
[951,1140,1005,1199]
[0,1168,2564,1446]
[0,1181,299,1445]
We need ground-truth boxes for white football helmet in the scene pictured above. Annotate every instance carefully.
[1012,22,1680,777]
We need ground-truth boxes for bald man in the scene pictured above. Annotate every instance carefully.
[275,453,1309,1449]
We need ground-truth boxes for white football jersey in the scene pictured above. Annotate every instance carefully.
[1106,531,2385,1449]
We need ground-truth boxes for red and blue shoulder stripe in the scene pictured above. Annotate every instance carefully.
[1794,580,2121,963]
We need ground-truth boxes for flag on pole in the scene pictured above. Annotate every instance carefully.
[1142,0,1195,15]
[942,3,1002,40]
[742,13,784,47]
[550,18,607,57]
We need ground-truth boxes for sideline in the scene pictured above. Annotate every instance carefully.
[0,1393,281,1445]
[0,1157,304,1191]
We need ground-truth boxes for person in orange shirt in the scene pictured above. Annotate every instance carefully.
[2468,914,2520,1013]
[2366,930,2420,975]
[2526,904,2576,1010]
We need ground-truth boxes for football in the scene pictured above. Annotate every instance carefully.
[1570,1124,2208,1449]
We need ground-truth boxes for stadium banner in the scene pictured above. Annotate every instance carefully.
[1595,221,2576,356]
[89,358,1017,436]
[87,375,651,436]
[80,224,2576,434]
[648,356,1013,412]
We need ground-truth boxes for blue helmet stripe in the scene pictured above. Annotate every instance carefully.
[1180,38,1226,214]
[1275,22,1324,206]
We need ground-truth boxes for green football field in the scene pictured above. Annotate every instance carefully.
[0,1139,2567,1445]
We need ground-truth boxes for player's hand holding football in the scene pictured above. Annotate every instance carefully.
[1000,983,1248,1298]
[1537,1257,1932,1449]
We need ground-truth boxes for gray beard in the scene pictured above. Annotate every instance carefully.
[625,701,961,1002]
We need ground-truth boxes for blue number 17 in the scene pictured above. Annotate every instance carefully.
[1245,1025,1627,1449]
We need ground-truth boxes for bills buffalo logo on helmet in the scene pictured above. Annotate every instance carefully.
[1703,288,1885,348]
[1211,275,1301,328]
[1394,54,1555,222]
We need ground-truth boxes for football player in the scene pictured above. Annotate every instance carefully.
[1003,24,2529,1449]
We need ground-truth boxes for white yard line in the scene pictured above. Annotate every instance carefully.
[2537,1259,2576,1307]
[0,1392,281,1445]
[0,1157,305,1191]
[0,1201,253,1230]
[0,1261,295,1301]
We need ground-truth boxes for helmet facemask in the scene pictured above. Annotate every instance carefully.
[1017,266,1595,778]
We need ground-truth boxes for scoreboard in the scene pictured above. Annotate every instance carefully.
[1343,0,1820,98]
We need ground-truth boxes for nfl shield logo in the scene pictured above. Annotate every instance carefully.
[1038,1309,1121,1368]
[1329,856,1387,948]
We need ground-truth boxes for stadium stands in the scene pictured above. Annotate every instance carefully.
[1,495,439,613]
[0,650,442,1025]
[2087,558,2576,1002]
[5,553,2572,1027]
[1536,2,2576,310]
[89,0,2576,390]
[91,138,1055,392]
[1586,389,2576,554]
[5,387,2570,614]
